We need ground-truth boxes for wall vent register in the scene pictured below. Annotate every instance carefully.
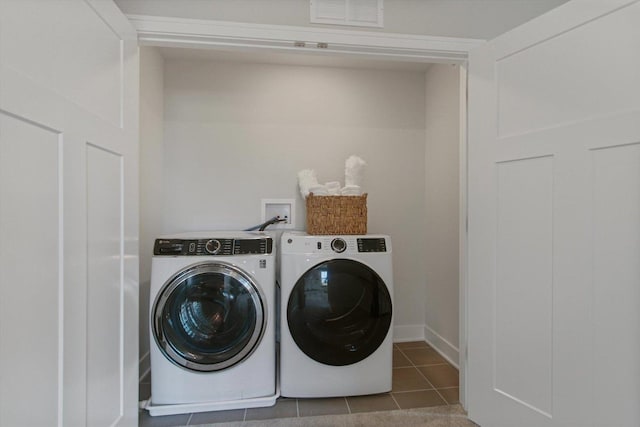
[310,0,383,28]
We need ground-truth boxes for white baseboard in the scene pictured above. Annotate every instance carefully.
[139,351,150,382]
[393,325,425,343]
[424,325,459,368]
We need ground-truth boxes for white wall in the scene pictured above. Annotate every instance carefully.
[115,0,568,40]
[424,64,460,364]
[139,46,164,377]
[161,58,428,335]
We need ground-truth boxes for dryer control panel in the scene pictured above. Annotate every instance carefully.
[281,233,390,255]
[356,238,387,252]
[154,237,273,256]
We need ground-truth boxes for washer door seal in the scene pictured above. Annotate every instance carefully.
[287,259,392,366]
[153,262,265,372]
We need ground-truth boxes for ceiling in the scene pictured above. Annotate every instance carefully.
[116,0,570,40]
[126,0,569,71]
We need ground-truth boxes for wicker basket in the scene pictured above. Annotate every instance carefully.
[305,193,367,235]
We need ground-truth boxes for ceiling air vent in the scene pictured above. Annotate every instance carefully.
[310,0,383,28]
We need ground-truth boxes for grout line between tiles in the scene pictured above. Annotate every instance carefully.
[414,365,448,405]
[392,387,437,394]
[388,392,402,410]
[395,346,412,366]
[344,396,352,414]
[397,347,450,368]
[414,362,450,368]
[396,343,457,399]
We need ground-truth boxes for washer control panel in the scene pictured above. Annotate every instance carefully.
[154,237,273,256]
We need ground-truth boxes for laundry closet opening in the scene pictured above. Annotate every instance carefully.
[138,43,465,399]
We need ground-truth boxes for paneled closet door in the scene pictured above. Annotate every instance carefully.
[0,1,139,426]
[467,1,640,426]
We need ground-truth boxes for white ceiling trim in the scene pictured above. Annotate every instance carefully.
[127,14,484,64]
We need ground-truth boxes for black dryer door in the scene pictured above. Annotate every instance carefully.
[287,259,392,366]
[153,262,265,372]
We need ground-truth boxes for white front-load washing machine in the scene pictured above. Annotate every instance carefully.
[146,231,277,416]
[279,232,393,398]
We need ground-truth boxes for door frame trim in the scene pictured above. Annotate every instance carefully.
[126,14,483,63]
[458,63,469,409]
[127,14,476,408]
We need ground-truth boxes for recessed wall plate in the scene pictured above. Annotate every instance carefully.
[261,199,295,229]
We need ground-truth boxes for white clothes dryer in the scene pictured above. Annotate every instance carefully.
[146,231,277,416]
[279,232,393,398]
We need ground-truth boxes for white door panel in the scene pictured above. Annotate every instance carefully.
[1,1,122,126]
[494,156,554,418]
[495,4,640,138]
[87,145,125,426]
[468,1,640,426]
[0,1,139,426]
[0,113,62,427]
[592,143,640,426]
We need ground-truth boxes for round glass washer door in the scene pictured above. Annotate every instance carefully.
[153,262,265,372]
[287,259,392,366]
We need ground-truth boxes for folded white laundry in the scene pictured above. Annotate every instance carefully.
[298,169,319,199]
[325,181,341,195]
[308,185,329,196]
[299,156,367,199]
[345,155,366,187]
[340,185,362,196]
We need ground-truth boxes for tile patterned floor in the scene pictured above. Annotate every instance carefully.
[140,341,460,426]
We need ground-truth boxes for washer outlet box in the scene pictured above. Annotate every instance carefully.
[261,199,295,229]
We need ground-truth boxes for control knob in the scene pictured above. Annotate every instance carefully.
[331,238,347,253]
[205,239,221,254]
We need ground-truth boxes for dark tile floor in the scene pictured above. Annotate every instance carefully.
[139,341,459,426]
